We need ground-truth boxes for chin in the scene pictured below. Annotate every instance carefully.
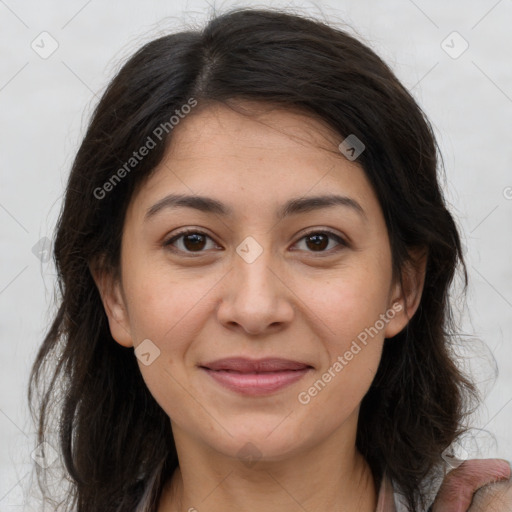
[205,424,312,464]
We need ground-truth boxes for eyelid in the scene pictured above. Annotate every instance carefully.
[163,228,221,254]
[291,229,348,254]
[163,227,349,255]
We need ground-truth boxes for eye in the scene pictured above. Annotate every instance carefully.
[163,229,221,254]
[163,228,348,256]
[293,230,348,254]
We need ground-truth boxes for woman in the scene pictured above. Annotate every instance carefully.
[28,7,511,512]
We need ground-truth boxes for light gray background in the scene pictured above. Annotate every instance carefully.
[1,0,511,509]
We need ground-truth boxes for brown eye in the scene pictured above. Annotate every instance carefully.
[164,230,219,254]
[182,233,207,251]
[305,233,329,251]
[295,231,347,254]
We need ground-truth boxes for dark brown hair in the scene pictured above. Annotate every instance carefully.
[28,7,477,511]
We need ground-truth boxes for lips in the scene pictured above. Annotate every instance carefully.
[199,357,313,396]
[201,357,311,373]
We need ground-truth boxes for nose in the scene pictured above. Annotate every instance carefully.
[216,246,295,336]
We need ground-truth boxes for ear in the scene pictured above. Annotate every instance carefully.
[384,246,428,339]
[89,261,134,348]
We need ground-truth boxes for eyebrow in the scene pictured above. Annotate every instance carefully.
[144,193,367,222]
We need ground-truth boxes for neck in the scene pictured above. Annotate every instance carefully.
[158,416,377,512]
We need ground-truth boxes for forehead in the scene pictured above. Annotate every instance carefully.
[170,100,341,149]
[128,101,381,222]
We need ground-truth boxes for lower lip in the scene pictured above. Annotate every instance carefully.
[201,368,311,396]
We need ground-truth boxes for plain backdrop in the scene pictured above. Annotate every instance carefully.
[1,0,511,509]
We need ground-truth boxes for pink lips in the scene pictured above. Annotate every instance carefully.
[200,357,312,396]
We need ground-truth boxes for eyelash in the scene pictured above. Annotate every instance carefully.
[163,228,348,256]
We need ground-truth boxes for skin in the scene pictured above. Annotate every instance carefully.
[469,479,512,512]
[433,459,512,512]
[93,100,430,511]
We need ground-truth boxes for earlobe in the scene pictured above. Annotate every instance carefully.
[384,247,428,339]
[89,263,134,348]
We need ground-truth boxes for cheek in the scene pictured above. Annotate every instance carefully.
[120,261,219,415]
[303,262,392,348]
[123,259,212,343]
[295,259,391,407]
[296,283,388,432]
[123,271,204,422]
[295,341,382,447]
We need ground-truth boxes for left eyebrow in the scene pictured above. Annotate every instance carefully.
[144,193,367,223]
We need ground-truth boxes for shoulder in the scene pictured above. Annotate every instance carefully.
[469,479,512,511]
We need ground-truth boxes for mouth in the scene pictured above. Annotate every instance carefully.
[199,357,313,396]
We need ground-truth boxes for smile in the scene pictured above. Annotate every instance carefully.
[199,357,313,396]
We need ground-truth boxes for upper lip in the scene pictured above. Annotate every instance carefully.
[200,357,312,372]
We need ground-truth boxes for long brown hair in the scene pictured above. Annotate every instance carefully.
[28,7,477,511]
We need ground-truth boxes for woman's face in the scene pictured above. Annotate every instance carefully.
[96,101,423,463]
